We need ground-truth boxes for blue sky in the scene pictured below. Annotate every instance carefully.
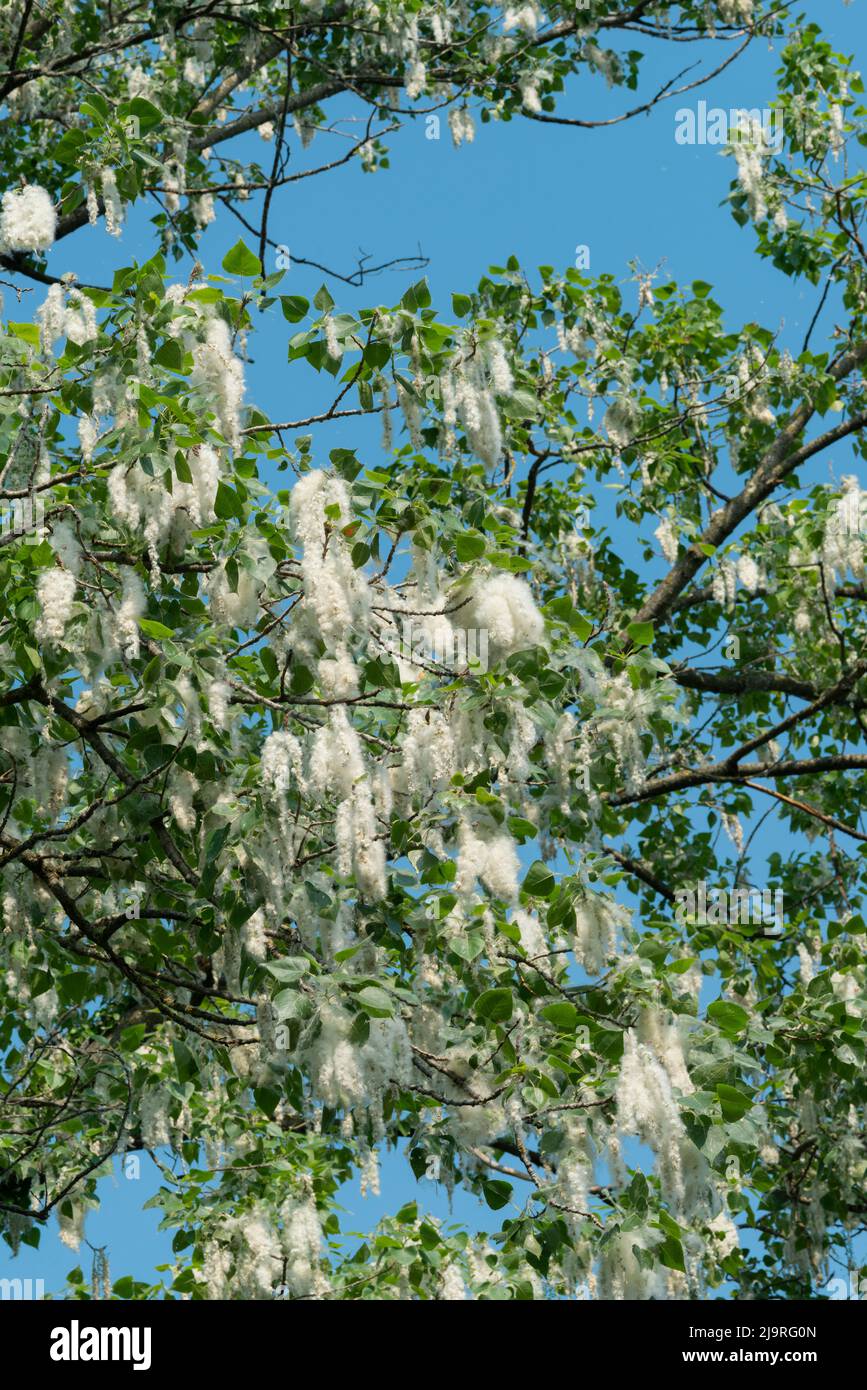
[2,0,864,1297]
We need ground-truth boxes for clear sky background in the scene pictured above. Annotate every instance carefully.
[2,0,864,1297]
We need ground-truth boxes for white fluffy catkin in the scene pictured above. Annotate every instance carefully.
[457,573,544,660]
[0,184,56,251]
[191,316,244,448]
[35,568,76,643]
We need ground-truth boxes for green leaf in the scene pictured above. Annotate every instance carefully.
[657,1209,683,1239]
[508,816,537,842]
[260,647,279,681]
[120,1024,147,1053]
[253,1086,280,1117]
[523,860,556,898]
[404,278,431,310]
[53,130,88,165]
[455,532,487,562]
[290,664,314,696]
[122,97,163,132]
[205,824,230,862]
[539,1002,579,1030]
[707,1000,749,1036]
[81,95,109,123]
[482,1179,513,1210]
[9,323,40,347]
[30,970,53,998]
[348,1012,370,1045]
[222,239,261,276]
[543,598,595,641]
[450,928,485,963]
[716,1083,752,1121]
[626,620,654,647]
[280,295,309,323]
[138,618,174,639]
[266,957,310,983]
[502,387,540,421]
[363,342,391,370]
[538,669,566,698]
[174,451,193,483]
[214,481,244,521]
[452,293,472,317]
[474,987,513,1022]
[419,1221,439,1250]
[172,1039,197,1083]
[356,985,394,1017]
[659,1236,685,1273]
[153,339,184,372]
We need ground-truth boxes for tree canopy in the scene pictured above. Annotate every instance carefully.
[1,0,866,1301]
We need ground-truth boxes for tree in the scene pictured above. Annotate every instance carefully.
[0,0,865,1301]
